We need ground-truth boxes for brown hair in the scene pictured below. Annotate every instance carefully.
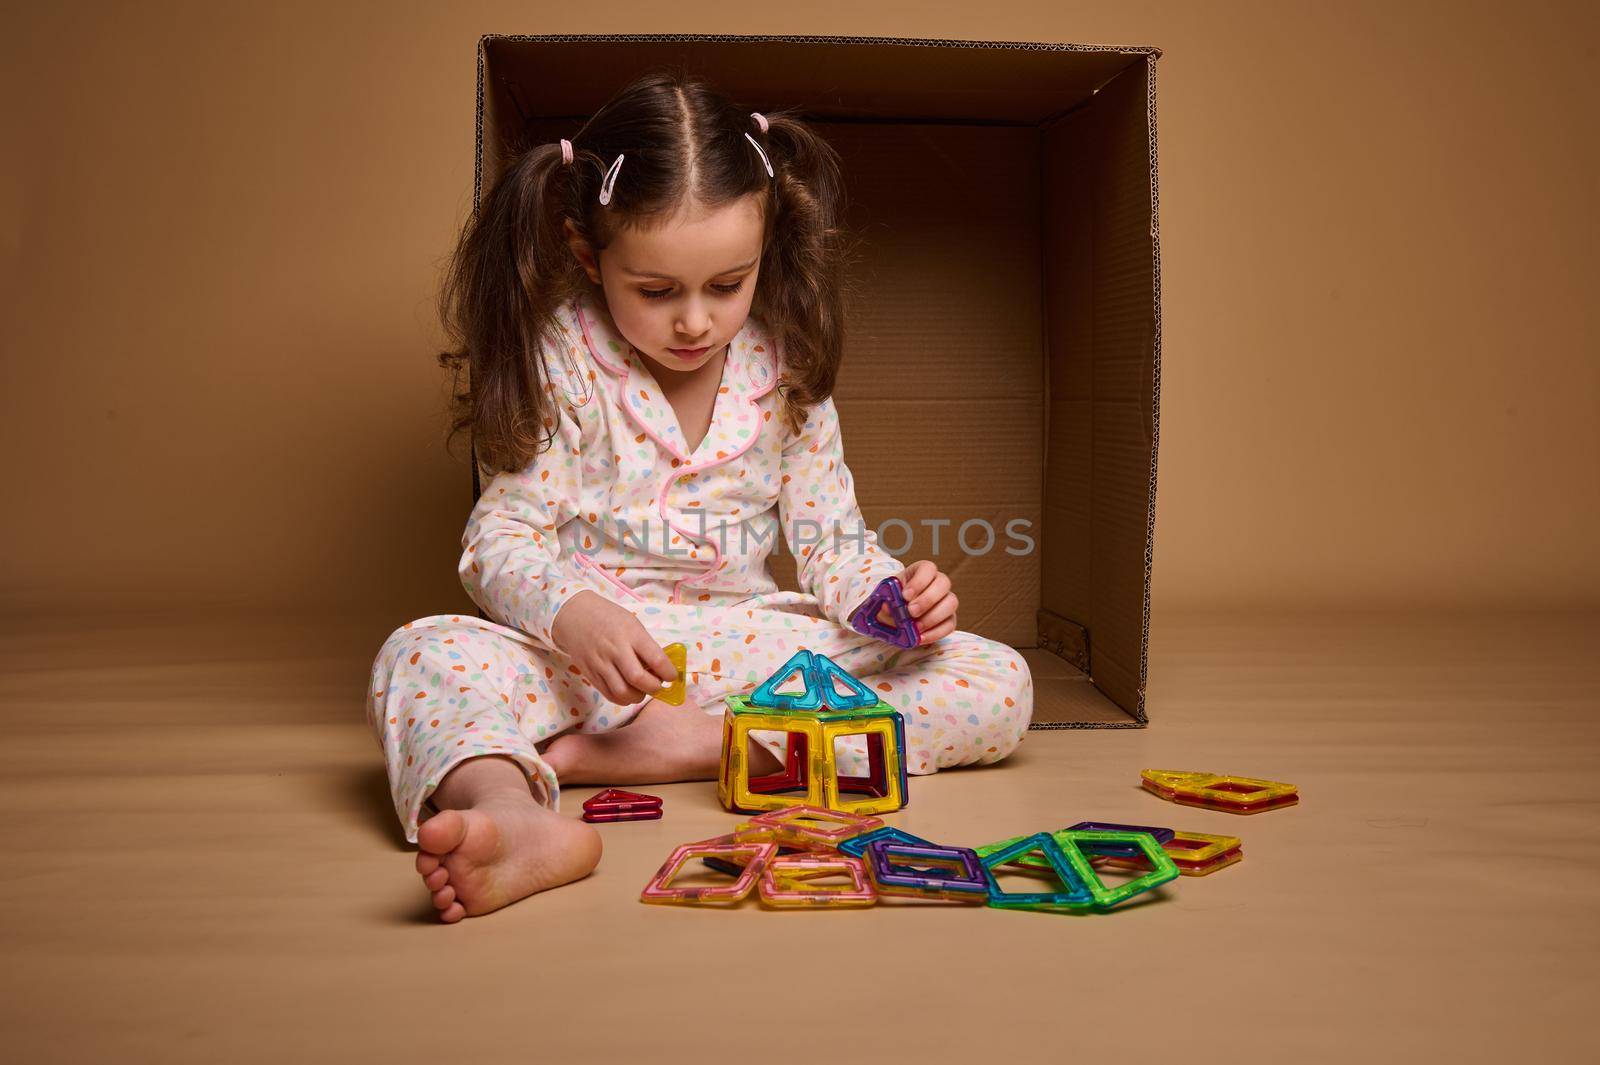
[436,66,864,478]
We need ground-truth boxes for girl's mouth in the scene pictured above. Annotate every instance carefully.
[668,345,710,358]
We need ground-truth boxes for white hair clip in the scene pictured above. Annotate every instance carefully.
[599,153,624,205]
[744,132,774,178]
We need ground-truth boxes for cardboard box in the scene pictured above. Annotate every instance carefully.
[469,34,1164,728]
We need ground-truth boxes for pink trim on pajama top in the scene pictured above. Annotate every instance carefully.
[464,290,910,642]
[367,293,1034,844]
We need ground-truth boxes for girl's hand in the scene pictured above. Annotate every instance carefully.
[550,590,681,705]
[897,560,957,645]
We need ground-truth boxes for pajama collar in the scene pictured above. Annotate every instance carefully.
[570,290,781,469]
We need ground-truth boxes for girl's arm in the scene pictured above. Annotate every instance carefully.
[778,394,906,629]
[457,390,610,652]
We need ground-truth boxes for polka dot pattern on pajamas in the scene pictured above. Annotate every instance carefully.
[367,294,1034,844]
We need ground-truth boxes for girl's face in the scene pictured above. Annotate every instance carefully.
[568,194,765,379]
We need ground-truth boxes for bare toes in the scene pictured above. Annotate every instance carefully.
[423,867,450,891]
[416,851,441,876]
[432,885,456,910]
[439,901,465,923]
[416,808,468,857]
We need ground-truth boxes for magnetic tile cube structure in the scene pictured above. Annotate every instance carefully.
[718,649,909,816]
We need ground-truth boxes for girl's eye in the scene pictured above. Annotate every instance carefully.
[640,280,745,300]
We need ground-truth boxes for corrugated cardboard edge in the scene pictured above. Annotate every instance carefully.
[1137,49,1162,727]
[465,36,1165,734]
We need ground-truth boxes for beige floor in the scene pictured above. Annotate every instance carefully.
[3,607,1597,1062]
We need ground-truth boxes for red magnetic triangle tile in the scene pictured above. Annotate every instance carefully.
[582,788,663,811]
[582,808,664,824]
[595,788,661,804]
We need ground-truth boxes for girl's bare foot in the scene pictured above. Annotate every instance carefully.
[414,759,602,923]
[542,700,782,785]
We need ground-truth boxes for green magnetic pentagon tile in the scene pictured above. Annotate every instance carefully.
[1055,830,1180,909]
[976,832,1094,910]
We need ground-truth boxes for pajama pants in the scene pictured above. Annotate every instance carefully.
[366,591,1034,844]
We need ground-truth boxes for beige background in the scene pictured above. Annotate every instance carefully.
[4,1,1596,626]
[3,5,1598,1063]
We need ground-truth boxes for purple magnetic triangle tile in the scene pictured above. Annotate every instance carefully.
[849,576,920,649]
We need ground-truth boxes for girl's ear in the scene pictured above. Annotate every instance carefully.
[563,219,601,283]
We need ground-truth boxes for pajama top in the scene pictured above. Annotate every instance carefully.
[460,291,907,648]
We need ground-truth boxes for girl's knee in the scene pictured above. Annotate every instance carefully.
[906,636,1032,772]
[951,634,1035,728]
[371,615,544,704]
[986,643,1034,762]
[372,615,460,687]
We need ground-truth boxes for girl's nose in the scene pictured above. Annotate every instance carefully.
[676,302,712,338]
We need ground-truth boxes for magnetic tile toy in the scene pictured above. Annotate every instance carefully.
[975,830,1077,877]
[745,649,880,712]
[719,703,824,811]
[700,856,747,877]
[979,832,1046,875]
[986,826,1190,894]
[715,695,910,816]
[976,832,1094,910]
[718,651,909,816]
[837,826,938,859]
[1168,848,1243,877]
[581,787,664,824]
[848,575,921,649]
[1066,821,1176,857]
[582,788,663,814]
[748,649,828,711]
[1055,830,1181,908]
[690,832,765,877]
[1101,847,1243,877]
[807,652,881,711]
[701,840,822,878]
[979,831,1179,911]
[1159,830,1242,865]
[583,808,663,824]
[640,838,778,906]
[1141,769,1299,815]
[758,854,876,908]
[656,642,688,706]
[1097,831,1244,877]
[820,711,908,817]
[737,804,884,849]
[865,840,990,902]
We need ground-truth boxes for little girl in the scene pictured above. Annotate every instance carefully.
[368,71,1034,923]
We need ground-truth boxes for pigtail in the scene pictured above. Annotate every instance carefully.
[437,141,593,477]
[750,113,866,437]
